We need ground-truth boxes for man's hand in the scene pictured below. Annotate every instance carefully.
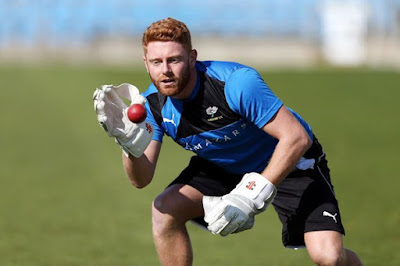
[93,83,153,157]
[203,172,277,236]
[203,194,256,236]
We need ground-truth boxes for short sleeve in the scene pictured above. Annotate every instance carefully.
[143,95,165,142]
[225,67,283,128]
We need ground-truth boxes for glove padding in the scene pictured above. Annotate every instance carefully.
[93,83,153,157]
[203,194,256,236]
[203,172,277,236]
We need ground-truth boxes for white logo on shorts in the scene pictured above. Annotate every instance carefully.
[322,211,337,223]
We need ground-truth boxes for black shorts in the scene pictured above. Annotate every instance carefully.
[168,137,345,248]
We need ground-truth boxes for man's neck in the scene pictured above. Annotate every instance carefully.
[172,67,197,100]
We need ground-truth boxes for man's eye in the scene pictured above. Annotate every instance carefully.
[152,61,160,65]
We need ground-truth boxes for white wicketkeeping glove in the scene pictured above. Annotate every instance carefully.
[203,172,277,236]
[93,83,153,158]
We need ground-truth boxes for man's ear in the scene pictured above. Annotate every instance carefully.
[143,56,149,73]
[190,49,198,66]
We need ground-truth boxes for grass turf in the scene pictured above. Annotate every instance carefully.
[0,65,399,265]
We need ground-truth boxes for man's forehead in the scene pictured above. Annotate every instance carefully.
[145,41,186,57]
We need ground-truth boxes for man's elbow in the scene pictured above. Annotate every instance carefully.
[299,131,312,152]
[130,180,149,189]
[129,177,152,189]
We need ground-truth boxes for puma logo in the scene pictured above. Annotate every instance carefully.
[322,211,337,223]
[163,114,177,128]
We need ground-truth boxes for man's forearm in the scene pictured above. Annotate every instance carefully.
[261,134,311,186]
[122,140,161,188]
[122,152,155,188]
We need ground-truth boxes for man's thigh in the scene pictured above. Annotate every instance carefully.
[166,156,243,227]
[153,184,205,223]
[272,164,345,248]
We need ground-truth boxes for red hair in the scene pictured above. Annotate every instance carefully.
[142,17,192,53]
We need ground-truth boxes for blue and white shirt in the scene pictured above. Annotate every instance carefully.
[142,61,313,174]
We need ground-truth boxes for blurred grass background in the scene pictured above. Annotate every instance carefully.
[0,65,399,265]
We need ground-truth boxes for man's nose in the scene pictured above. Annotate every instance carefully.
[161,62,171,74]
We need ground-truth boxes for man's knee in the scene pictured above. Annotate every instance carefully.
[305,231,344,266]
[152,194,177,231]
[152,187,200,231]
[152,184,204,224]
[309,248,343,266]
[153,192,170,214]
[152,199,177,241]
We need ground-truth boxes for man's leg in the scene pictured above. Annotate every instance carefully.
[152,184,204,266]
[305,230,362,266]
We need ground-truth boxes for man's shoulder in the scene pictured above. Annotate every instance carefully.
[196,60,251,81]
[197,60,245,68]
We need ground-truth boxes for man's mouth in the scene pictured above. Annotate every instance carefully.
[161,78,175,86]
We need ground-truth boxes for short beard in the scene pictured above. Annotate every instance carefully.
[152,65,191,97]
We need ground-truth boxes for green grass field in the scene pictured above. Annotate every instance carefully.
[1,64,399,265]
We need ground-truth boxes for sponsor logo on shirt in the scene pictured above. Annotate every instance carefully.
[178,122,248,151]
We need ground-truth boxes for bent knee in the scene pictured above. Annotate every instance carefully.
[152,191,185,216]
[152,194,174,224]
[151,195,194,239]
[151,193,185,228]
[305,231,345,266]
[152,184,204,224]
[310,250,343,266]
[307,244,346,266]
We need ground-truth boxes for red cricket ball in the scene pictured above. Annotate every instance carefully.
[127,104,147,123]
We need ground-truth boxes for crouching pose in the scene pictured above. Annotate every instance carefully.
[93,17,362,266]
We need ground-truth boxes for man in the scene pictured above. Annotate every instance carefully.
[93,17,362,265]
